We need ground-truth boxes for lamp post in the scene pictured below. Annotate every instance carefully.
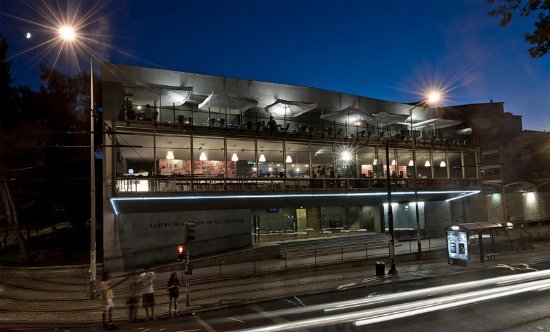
[410,91,441,262]
[58,26,96,298]
[385,141,397,275]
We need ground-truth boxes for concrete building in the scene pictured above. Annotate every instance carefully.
[434,102,550,224]
[101,63,485,270]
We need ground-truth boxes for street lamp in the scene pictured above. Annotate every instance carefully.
[58,26,97,298]
[410,91,441,261]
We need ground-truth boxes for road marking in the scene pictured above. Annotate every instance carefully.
[227,316,245,323]
[495,263,538,271]
[194,314,216,332]
[250,304,289,324]
[337,282,357,290]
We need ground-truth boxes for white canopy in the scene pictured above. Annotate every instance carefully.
[399,118,462,130]
[320,106,375,124]
[133,81,193,106]
[264,99,317,118]
[198,91,258,115]
[365,112,409,126]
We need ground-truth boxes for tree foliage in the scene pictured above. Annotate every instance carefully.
[1,35,97,264]
[488,0,550,58]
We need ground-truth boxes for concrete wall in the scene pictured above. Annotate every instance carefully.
[425,201,452,235]
[104,209,251,270]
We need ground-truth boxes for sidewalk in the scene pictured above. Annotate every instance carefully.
[1,238,549,329]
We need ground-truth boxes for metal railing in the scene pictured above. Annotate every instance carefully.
[200,237,445,280]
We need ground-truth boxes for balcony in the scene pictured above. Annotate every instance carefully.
[114,175,480,194]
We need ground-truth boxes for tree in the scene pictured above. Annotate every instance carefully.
[0,34,18,129]
[488,0,550,58]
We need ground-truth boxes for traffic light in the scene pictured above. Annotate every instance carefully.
[177,244,185,261]
[184,223,196,244]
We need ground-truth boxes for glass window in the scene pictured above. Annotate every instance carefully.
[192,136,225,176]
[357,146,377,178]
[286,142,310,178]
[464,151,477,178]
[396,148,412,178]
[115,132,156,176]
[416,150,432,179]
[257,140,284,177]
[227,138,255,177]
[433,151,447,178]
[311,144,334,178]
[334,144,357,178]
[448,152,462,178]
[156,134,191,175]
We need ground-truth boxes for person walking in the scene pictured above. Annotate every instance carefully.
[100,271,118,330]
[139,267,156,320]
[127,275,140,322]
[166,272,180,317]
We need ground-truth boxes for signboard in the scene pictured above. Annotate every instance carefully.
[447,230,468,261]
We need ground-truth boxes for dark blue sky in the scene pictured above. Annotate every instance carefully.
[2,0,549,130]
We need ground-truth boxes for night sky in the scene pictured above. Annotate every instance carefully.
[1,0,549,130]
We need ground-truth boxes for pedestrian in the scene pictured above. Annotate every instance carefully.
[139,267,156,320]
[127,275,140,322]
[100,271,118,330]
[166,272,180,317]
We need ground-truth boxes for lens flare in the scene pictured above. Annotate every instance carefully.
[58,25,76,41]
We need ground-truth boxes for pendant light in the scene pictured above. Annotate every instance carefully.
[231,153,239,162]
[166,150,175,160]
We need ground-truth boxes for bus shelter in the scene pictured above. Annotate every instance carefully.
[446,222,508,266]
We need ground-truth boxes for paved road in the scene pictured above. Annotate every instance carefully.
[0,236,446,327]
[43,258,550,331]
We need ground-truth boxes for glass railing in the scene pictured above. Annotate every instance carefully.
[119,104,476,146]
[114,176,480,193]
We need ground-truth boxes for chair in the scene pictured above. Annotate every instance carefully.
[177,115,185,125]
[282,122,290,133]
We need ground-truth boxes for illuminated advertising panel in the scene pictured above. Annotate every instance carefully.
[447,230,468,261]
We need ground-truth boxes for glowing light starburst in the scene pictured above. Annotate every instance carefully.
[3,0,113,78]
[58,25,76,41]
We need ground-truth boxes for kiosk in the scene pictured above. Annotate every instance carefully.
[446,222,511,266]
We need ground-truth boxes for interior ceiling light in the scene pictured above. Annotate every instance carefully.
[166,150,175,160]
[231,153,239,162]
[425,160,431,167]
[373,158,378,166]
[259,154,266,162]
[408,160,414,166]
[286,155,293,163]
[440,161,447,167]
[199,152,207,161]
[391,159,396,166]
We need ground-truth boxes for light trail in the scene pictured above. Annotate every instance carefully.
[232,270,550,332]
[224,268,550,325]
